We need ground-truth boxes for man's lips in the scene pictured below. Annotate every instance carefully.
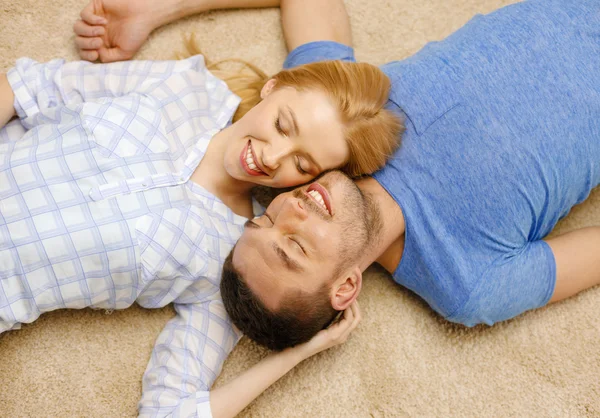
[240,140,266,176]
[305,182,332,216]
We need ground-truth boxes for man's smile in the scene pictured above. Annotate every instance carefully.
[305,182,332,216]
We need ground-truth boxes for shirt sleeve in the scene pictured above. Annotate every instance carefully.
[446,240,557,327]
[6,56,220,124]
[283,41,356,69]
[138,297,242,418]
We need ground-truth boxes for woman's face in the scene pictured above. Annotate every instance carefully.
[223,80,349,188]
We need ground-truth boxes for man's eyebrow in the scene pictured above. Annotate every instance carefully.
[286,105,300,136]
[271,242,303,272]
[244,219,261,229]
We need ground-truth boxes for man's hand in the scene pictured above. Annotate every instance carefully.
[73,0,281,63]
[73,0,160,62]
[288,301,362,361]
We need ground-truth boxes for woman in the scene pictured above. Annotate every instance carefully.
[0,6,401,418]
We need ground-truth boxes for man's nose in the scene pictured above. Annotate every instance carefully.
[279,196,308,223]
[261,141,294,171]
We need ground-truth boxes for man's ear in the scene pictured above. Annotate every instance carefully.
[260,78,277,99]
[330,266,363,311]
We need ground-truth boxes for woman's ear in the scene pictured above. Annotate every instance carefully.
[260,78,277,99]
[330,267,363,311]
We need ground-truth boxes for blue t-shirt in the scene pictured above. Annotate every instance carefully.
[283,0,600,326]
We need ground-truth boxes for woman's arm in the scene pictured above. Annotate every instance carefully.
[139,299,243,417]
[139,297,360,418]
[210,301,361,418]
[0,74,16,131]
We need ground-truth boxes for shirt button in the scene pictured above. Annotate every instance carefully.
[179,177,185,182]
[141,183,147,187]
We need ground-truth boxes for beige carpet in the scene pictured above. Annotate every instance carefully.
[1,0,599,416]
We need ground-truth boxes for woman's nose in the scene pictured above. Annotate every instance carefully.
[261,142,294,171]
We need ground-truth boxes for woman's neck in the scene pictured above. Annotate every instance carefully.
[190,128,255,218]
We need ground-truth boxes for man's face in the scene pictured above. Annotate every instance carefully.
[233,171,371,311]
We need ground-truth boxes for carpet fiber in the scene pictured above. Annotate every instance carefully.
[0,0,599,416]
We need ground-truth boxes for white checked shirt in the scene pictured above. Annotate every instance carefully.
[3,56,254,417]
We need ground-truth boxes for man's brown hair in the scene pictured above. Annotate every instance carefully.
[220,250,339,351]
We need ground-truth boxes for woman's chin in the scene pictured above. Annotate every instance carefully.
[248,177,271,187]
[231,171,268,187]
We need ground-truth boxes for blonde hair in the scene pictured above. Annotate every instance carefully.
[179,35,404,177]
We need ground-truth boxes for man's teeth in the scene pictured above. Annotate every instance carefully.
[308,190,328,212]
[245,144,262,173]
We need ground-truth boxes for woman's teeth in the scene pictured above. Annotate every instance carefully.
[308,189,328,213]
[246,144,263,173]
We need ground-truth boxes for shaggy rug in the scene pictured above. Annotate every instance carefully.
[0,0,599,416]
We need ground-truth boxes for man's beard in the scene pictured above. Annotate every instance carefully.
[337,185,382,264]
[325,177,382,278]
[292,171,383,276]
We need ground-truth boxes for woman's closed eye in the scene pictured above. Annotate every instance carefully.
[276,115,310,175]
[295,156,309,175]
[274,116,287,137]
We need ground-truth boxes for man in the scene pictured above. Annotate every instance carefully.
[220,0,600,350]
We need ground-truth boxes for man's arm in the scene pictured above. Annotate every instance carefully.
[74,0,281,62]
[544,226,600,303]
[0,74,16,131]
[74,0,352,62]
[447,228,600,327]
[280,0,352,51]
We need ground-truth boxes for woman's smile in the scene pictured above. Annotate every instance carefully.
[240,140,267,176]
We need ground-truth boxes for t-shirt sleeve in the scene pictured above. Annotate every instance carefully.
[283,41,356,69]
[446,240,557,327]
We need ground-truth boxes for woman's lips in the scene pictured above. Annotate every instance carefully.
[240,140,266,176]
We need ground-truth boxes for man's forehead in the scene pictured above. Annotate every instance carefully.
[235,228,263,264]
[233,232,287,307]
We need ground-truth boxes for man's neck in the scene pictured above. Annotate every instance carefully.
[355,177,406,274]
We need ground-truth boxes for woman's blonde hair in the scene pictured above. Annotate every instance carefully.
[180,35,403,177]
